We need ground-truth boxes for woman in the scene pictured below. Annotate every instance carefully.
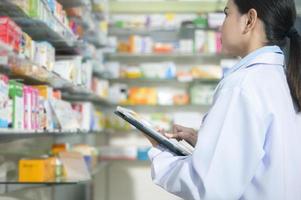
[146,0,301,199]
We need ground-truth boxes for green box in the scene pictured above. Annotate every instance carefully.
[9,80,24,129]
[28,0,41,18]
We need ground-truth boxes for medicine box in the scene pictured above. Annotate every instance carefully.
[0,74,9,128]
[19,157,55,182]
[0,16,22,52]
[23,86,32,130]
[28,0,42,19]
[9,80,24,129]
[34,42,55,71]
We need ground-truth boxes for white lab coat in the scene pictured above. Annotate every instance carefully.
[148,46,301,200]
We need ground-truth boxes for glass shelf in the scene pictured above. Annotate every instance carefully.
[108,27,220,36]
[0,129,104,143]
[109,0,226,13]
[0,41,104,104]
[0,178,90,185]
[1,163,107,193]
[107,78,220,85]
[105,52,226,58]
[0,0,78,54]
[109,27,180,36]
[110,104,211,112]
[0,41,76,89]
[62,89,109,105]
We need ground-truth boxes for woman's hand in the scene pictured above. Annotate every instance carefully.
[164,124,198,147]
[144,133,159,147]
[144,125,198,147]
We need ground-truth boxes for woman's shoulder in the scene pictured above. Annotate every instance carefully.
[219,63,286,92]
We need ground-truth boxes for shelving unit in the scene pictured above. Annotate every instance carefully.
[109,0,226,13]
[0,41,76,89]
[107,78,220,84]
[99,5,226,194]
[108,26,220,36]
[105,52,226,58]
[0,0,78,54]
[109,27,180,36]
[0,0,110,199]
[1,162,108,194]
[0,130,104,143]
[62,90,109,105]
[0,0,236,199]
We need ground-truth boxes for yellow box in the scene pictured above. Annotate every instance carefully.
[19,158,55,182]
[33,85,53,99]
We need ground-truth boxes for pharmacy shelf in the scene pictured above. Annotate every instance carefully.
[0,178,91,185]
[0,41,74,89]
[109,0,226,13]
[62,88,109,105]
[57,0,91,8]
[0,0,78,54]
[110,104,211,112]
[105,52,226,59]
[84,31,107,48]
[107,78,220,85]
[0,130,104,143]
[0,163,107,185]
[109,27,180,35]
[3,162,108,193]
[108,27,219,36]
[0,41,100,101]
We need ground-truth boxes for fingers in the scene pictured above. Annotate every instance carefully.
[164,133,175,139]
[144,134,158,147]
[164,131,186,141]
[156,128,165,134]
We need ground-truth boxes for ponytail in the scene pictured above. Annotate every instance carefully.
[287,28,301,112]
[233,0,300,111]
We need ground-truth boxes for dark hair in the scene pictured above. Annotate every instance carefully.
[234,0,301,112]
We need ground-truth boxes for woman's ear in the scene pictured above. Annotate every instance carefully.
[243,8,258,34]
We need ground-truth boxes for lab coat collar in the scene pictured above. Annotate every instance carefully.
[223,46,284,78]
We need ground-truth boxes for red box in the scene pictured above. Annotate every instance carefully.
[14,25,22,52]
[0,16,22,52]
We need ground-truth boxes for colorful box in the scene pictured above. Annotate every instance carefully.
[20,32,33,60]
[47,0,56,14]
[52,143,70,155]
[34,42,55,71]
[33,85,53,100]
[23,86,32,130]
[0,16,22,52]
[28,0,42,19]
[19,157,55,182]
[0,74,9,128]
[32,88,39,130]
[128,87,157,105]
[33,85,54,130]
[8,80,24,129]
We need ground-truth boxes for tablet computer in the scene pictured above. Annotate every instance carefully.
[114,106,194,156]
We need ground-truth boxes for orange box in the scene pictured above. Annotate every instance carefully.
[128,87,157,105]
[52,143,70,155]
[19,157,55,182]
[33,85,53,99]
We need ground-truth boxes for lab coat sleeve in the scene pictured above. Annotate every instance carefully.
[148,86,269,200]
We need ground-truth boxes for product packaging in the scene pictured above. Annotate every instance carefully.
[8,80,24,129]
[0,74,9,128]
